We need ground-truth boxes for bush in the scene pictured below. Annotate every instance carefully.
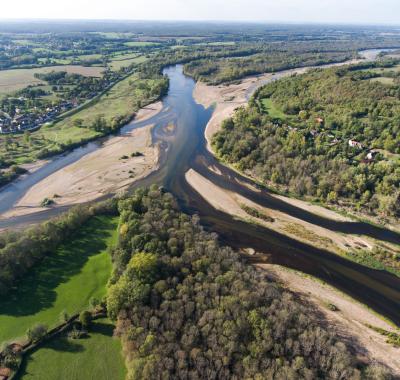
[26,323,48,343]
[79,311,92,328]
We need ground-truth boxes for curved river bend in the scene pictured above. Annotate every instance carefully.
[1,58,400,324]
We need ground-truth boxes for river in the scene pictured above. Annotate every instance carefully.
[1,51,399,324]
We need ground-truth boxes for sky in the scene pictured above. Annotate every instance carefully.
[1,0,400,25]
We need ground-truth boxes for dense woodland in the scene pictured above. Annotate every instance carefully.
[212,62,400,218]
[106,188,389,380]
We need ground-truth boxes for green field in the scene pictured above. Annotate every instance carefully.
[0,65,104,95]
[261,98,291,120]
[110,55,148,70]
[0,215,118,344]
[16,318,126,380]
[124,41,160,47]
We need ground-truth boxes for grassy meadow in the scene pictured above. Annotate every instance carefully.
[0,215,118,344]
[261,98,292,120]
[0,65,104,95]
[16,318,126,380]
[109,55,148,71]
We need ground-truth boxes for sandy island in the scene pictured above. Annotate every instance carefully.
[1,102,163,219]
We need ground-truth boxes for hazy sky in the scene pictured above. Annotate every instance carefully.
[2,0,400,25]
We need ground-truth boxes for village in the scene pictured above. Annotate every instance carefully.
[0,99,77,134]
[285,116,378,163]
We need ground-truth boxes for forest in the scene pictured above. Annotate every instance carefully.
[212,62,400,218]
[106,187,389,380]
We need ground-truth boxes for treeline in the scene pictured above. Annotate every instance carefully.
[212,63,400,218]
[0,199,117,296]
[106,187,389,379]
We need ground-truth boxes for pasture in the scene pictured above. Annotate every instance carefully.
[0,65,105,95]
[16,318,126,380]
[0,215,118,344]
[110,55,148,70]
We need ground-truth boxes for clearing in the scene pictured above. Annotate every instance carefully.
[0,215,118,344]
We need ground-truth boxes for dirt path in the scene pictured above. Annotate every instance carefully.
[257,263,400,375]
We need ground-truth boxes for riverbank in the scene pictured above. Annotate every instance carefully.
[185,169,385,254]
[0,102,162,220]
[257,263,400,376]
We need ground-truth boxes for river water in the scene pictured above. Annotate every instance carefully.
[1,53,399,324]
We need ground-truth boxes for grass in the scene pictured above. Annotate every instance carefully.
[366,324,400,347]
[0,215,119,344]
[369,77,395,85]
[16,318,126,380]
[124,41,160,47]
[283,222,333,246]
[110,55,148,71]
[261,98,291,120]
[345,248,400,279]
[240,203,275,223]
[51,72,151,131]
[0,66,104,95]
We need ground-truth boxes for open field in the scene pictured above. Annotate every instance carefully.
[124,41,160,47]
[16,318,126,380]
[110,55,148,70]
[0,215,118,344]
[0,65,104,95]
[261,98,291,119]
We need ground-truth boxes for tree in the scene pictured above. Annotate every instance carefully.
[26,323,48,343]
[79,310,92,328]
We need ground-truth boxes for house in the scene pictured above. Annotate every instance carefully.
[348,139,363,149]
[366,150,378,161]
[316,117,324,124]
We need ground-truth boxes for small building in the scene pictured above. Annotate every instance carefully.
[348,139,363,149]
[366,150,378,161]
[316,117,324,124]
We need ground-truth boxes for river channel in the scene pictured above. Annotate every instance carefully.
[0,52,399,324]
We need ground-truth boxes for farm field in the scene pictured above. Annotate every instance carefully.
[124,41,160,47]
[0,65,104,95]
[110,55,148,70]
[16,318,126,380]
[0,215,118,344]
